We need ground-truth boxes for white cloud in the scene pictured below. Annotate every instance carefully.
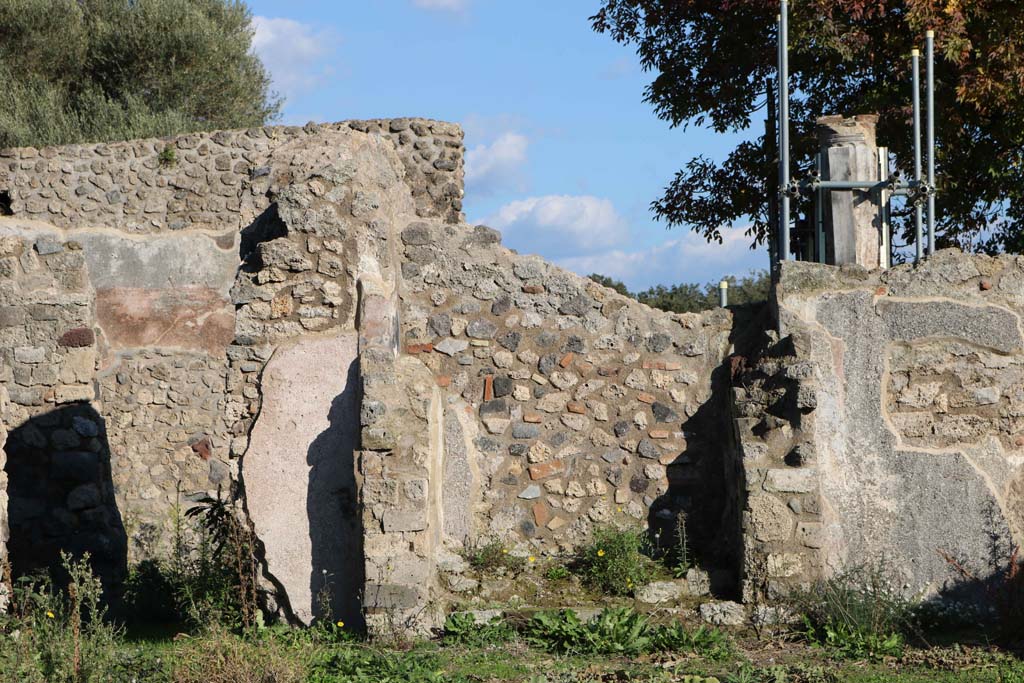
[481,195,766,289]
[412,0,469,11]
[251,16,337,101]
[556,225,767,290]
[465,132,529,195]
[483,195,631,259]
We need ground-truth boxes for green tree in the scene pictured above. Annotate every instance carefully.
[0,0,280,149]
[589,271,770,313]
[592,0,1024,254]
[588,273,631,296]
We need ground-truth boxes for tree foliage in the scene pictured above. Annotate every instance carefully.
[592,0,1024,254]
[0,0,280,148]
[588,271,770,313]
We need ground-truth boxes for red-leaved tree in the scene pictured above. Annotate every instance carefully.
[592,0,1024,254]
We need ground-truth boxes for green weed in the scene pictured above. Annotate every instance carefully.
[525,607,731,658]
[796,563,917,660]
[442,611,515,646]
[577,525,654,596]
[463,540,526,575]
[0,553,123,683]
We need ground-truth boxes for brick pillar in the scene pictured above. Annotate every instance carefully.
[817,115,882,269]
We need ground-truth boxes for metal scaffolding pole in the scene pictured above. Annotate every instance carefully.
[926,30,936,255]
[816,153,825,263]
[778,2,790,261]
[912,48,923,262]
[879,147,891,268]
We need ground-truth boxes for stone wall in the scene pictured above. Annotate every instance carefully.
[3,115,1021,630]
[0,117,460,573]
[0,235,126,586]
[376,218,736,609]
[0,118,463,233]
[745,251,1024,599]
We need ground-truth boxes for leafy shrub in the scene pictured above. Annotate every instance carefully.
[157,145,177,167]
[795,564,917,659]
[576,525,654,595]
[525,607,731,658]
[442,612,514,647]
[0,553,123,683]
[122,490,260,632]
[463,540,525,575]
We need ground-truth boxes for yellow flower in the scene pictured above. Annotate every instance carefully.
[502,549,509,554]
[336,621,345,628]
[45,611,55,619]
[528,556,536,563]
[597,549,606,557]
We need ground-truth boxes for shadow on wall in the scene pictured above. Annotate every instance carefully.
[929,500,1024,632]
[3,403,127,596]
[306,356,365,630]
[646,303,772,600]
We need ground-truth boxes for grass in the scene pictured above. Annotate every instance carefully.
[1,626,1022,683]
[4,523,1023,682]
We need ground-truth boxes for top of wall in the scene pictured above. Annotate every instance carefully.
[0,118,465,234]
[776,249,1024,306]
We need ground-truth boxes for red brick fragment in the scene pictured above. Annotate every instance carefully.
[483,375,494,401]
[649,429,671,439]
[637,392,656,405]
[559,352,575,368]
[190,437,212,461]
[406,343,433,354]
[529,460,566,480]
[980,280,993,291]
[436,375,451,388]
[532,502,551,527]
[58,327,95,348]
[664,362,682,371]
[523,412,543,424]
[874,286,888,296]
[566,402,586,415]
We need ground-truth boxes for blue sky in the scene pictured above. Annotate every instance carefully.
[247,0,767,290]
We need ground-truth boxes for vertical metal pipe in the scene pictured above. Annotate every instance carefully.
[878,146,891,268]
[779,3,791,261]
[765,78,778,272]
[816,152,825,263]
[912,48,923,262]
[926,30,936,254]
[719,280,729,308]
